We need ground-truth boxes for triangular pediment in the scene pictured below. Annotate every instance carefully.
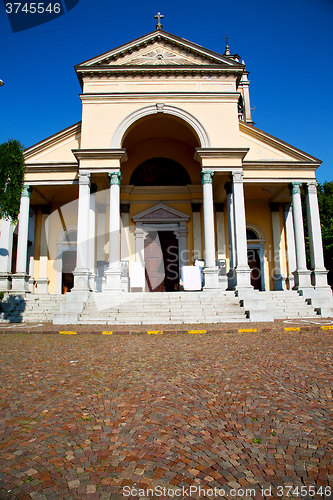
[76,30,242,69]
[239,122,321,164]
[24,122,81,165]
[132,203,190,223]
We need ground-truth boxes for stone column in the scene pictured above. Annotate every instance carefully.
[88,184,97,291]
[72,172,91,291]
[270,203,285,291]
[232,172,252,290]
[191,203,202,261]
[289,182,312,290]
[201,170,219,290]
[121,203,130,261]
[36,207,50,294]
[104,171,123,292]
[215,203,227,289]
[12,186,32,293]
[27,208,36,293]
[225,182,236,290]
[305,181,330,289]
[0,217,14,291]
[283,203,297,289]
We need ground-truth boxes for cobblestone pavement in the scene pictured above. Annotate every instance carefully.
[0,328,333,500]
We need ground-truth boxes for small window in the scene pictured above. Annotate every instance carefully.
[246,229,258,240]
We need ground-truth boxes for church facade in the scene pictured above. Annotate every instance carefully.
[0,24,332,322]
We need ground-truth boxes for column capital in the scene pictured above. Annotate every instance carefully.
[109,171,122,186]
[78,172,91,185]
[305,181,318,195]
[22,185,32,198]
[201,170,214,185]
[231,171,244,183]
[289,181,302,195]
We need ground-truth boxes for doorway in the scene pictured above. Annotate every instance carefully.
[247,248,262,290]
[62,250,76,294]
[144,231,179,292]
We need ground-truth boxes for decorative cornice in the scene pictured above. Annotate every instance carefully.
[25,162,78,173]
[72,149,128,162]
[243,161,320,170]
[195,148,249,162]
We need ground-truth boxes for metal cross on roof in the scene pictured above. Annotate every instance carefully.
[155,12,164,30]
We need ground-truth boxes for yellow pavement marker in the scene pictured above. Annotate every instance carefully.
[102,331,113,335]
[147,331,163,335]
[284,327,300,331]
[238,328,257,333]
[321,325,333,330]
[59,331,76,335]
[188,330,206,334]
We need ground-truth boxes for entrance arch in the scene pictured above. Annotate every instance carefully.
[56,226,77,294]
[111,104,210,149]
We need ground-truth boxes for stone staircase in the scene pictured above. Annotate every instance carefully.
[0,294,66,323]
[261,290,319,319]
[77,291,249,325]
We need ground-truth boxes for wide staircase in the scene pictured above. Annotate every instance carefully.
[262,290,319,319]
[78,291,249,325]
[0,294,66,323]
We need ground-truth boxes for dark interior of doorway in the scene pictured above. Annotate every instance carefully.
[62,250,76,294]
[247,248,262,291]
[145,231,179,292]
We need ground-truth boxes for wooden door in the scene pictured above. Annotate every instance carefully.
[145,234,165,292]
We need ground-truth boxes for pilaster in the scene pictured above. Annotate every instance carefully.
[270,203,285,291]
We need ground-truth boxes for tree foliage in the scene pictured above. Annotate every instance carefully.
[303,181,333,285]
[0,139,25,223]
[317,181,333,285]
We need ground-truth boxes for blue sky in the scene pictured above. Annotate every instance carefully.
[0,0,332,182]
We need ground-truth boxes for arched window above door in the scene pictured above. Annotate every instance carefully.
[130,157,191,186]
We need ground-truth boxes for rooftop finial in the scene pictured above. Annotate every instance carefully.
[154,12,164,30]
[224,35,230,56]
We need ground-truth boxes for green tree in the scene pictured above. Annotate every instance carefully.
[0,139,25,223]
[317,181,333,285]
[303,181,333,286]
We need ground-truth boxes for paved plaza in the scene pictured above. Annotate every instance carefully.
[0,325,333,500]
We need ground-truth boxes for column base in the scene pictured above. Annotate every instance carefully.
[72,268,91,292]
[311,268,330,288]
[36,277,49,294]
[292,268,312,290]
[234,265,253,290]
[11,273,30,293]
[203,267,219,290]
[0,273,12,292]
[104,268,123,292]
